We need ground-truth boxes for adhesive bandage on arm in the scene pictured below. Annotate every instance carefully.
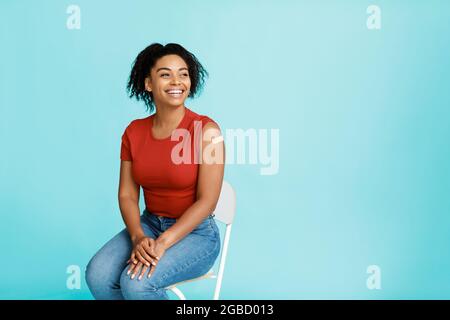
[211,135,224,144]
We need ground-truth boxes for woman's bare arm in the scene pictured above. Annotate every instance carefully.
[157,122,225,249]
[118,160,144,243]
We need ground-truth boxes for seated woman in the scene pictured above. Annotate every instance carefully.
[85,43,225,300]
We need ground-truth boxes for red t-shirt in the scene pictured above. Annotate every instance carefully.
[120,106,218,219]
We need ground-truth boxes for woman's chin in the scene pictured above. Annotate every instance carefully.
[154,96,187,108]
[165,99,186,107]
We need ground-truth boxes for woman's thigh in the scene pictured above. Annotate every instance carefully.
[119,216,221,293]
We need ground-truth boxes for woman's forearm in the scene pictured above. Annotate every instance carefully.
[157,199,216,250]
[119,196,144,242]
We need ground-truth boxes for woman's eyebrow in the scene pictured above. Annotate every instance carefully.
[156,67,188,72]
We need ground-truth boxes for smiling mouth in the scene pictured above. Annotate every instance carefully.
[165,89,185,97]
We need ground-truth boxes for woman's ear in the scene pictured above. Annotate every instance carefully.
[145,77,152,92]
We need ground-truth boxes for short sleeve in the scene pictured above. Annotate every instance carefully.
[198,116,222,146]
[200,116,219,130]
[120,128,132,161]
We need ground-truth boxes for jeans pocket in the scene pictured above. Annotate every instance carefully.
[190,216,213,235]
[208,216,220,242]
[207,215,216,229]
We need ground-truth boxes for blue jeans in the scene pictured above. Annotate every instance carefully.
[85,209,221,300]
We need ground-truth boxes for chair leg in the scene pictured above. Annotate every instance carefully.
[214,224,232,300]
[169,286,186,300]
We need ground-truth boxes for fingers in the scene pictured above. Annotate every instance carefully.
[138,264,148,281]
[127,260,138,277]
[142,241,158,264]
[127,252,157,281]
[139,246,156,266]
[127,237,164,280]
[127,260,155,281]
[125,257,160,280]
[148,238,161,260]
[129,261,143,280]
[135,249,151,268]
[129,252,138,265]
[148,259,158,278]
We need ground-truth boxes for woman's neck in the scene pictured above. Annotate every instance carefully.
[153,104,186,129]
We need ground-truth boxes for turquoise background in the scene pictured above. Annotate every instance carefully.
[1,0,449,299]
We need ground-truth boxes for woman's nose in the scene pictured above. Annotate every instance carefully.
[171,75,181,84]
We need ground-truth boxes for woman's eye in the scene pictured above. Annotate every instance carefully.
[160,73,188,78]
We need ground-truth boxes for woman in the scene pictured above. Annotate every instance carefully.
[85,43,225,300]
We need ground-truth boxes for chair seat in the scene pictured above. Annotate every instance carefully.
[165,270,216,290]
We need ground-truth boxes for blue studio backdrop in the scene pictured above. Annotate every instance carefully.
[1,0,450,299]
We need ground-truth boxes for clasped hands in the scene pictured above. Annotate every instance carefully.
[127,235,167,281]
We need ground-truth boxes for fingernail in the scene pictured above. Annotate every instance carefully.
[152,261,156,266]
[131,274,135,279]
[156,256,160,260]
[146,262,150,267]
[138,275,142,280]
[127,270,130,275]
[148,274,152,278]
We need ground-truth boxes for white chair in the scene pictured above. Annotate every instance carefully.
[165,180,237,300]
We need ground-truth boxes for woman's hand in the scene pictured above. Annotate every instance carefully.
[127,236,167,280]
[127,235,158,279]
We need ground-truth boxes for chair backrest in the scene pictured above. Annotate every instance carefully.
[211,180,236,299]
[166,180,236,300]
[212,180,236,225]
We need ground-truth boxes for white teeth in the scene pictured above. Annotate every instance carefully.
[167,90,183,94]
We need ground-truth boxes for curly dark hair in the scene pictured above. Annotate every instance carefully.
[126,43,209,113]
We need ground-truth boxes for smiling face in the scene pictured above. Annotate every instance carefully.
[145,54,191,108]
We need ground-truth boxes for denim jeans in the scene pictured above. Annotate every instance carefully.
[85,209,221,300]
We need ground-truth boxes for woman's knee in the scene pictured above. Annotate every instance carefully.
[85,253,118,290]
[85,230,132,289]
[85,255,103,290]
[119,269,168,300]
